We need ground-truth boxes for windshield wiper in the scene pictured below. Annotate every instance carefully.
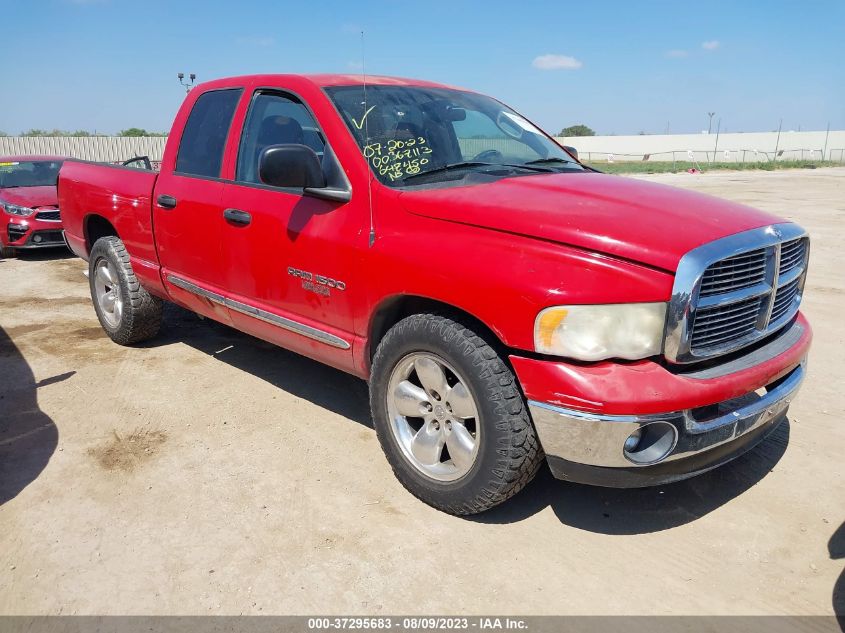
[400,161,552,184]
[499,163,555,173]
[399,161,496,183]
[524,157,578,167]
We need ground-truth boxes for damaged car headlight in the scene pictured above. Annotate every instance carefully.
[534,303,667,361]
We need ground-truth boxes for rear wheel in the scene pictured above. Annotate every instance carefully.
[89,236,163,345]
[370,313,543,515]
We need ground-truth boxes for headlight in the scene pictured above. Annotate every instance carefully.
[534,303,667,361]
[2,202,35,217]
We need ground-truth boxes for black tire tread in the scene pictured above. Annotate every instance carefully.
[89,236,162,345]
[370,313,543,515]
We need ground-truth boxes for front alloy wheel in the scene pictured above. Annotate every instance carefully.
[370,313,543,515]
[387,352,480,481]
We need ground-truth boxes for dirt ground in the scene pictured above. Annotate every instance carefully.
[1,168,843,617]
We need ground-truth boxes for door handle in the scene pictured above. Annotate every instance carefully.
[223,208,252,226]
[156,194,178,209]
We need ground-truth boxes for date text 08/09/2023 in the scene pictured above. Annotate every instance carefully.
[307,617,529,630]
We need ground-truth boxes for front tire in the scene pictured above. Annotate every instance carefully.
[89,236,163,345]
[370,313,543,515]
[0,245,16,258]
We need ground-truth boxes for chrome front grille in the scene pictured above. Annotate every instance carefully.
[665,224,809,363]
[691,296,763,350]
[698,248,767,297]
[770,278,801,323]
[779,238,806,275]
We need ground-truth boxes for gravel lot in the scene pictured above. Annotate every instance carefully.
[1,168,843,617]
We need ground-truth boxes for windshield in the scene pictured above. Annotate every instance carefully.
[0,160,63,188]
[325,85,583,187]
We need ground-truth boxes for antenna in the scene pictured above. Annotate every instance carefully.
[362,30,376,248]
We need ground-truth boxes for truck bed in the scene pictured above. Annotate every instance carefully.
[58,160,163,294]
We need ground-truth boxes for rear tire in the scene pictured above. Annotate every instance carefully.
[370,313,543,515]
[89,236,163,345]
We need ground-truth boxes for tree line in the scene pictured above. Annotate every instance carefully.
[558,125,595,137]
[0,128,167,137]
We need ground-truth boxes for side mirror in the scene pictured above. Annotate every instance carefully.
[563,145,579,160]
[259,144,326,189]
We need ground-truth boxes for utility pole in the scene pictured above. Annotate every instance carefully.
[823,122,830,161]
[707,112,716,134]
[713,118,721,163]
[178,73,197,93]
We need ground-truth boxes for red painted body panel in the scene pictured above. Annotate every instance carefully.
[58,161,165,295]
[399,172,784,272]
[56,74,811,416]
[362,185,673,353]
[511,312,811,415]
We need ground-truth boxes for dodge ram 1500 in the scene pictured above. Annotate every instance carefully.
[58,74,811,515]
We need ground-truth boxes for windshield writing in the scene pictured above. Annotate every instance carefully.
[326,85,582,187]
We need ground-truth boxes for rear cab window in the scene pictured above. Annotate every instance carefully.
[175,88,243,178]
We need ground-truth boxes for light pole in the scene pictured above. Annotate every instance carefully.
[178,73,197,93]
[707,112,716,134]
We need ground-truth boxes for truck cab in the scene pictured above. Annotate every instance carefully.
[58,74,811,515]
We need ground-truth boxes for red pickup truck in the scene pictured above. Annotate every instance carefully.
[58,74,811,515]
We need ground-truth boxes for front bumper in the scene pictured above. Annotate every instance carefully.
[2,214,66,249]
[0,219,65,249]
[513,315,811,488]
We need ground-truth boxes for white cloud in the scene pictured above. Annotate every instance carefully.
[702,40,720,50]
[666,49,689,58]
[532,54,583,70]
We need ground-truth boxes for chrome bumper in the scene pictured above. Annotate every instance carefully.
[528,362,805,470]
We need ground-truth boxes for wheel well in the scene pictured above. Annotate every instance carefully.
[368,295,506,363]
[84,215,118,253]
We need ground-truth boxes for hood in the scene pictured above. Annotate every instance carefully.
[0,185,58,209]
[398,173,785,271]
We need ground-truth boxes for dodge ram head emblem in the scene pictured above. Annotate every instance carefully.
[765,225,783,239]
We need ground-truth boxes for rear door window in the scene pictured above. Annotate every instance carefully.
[175,88,242,178]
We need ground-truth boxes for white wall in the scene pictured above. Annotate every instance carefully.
[555,130,845,163]
[0,136,168,163]
[2,131,844,165]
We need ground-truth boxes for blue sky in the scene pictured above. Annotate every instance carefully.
[3,0,844,135]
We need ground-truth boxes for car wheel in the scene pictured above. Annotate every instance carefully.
[370,313,543,515]
[0,245,16,258]
[89,236,163,345]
